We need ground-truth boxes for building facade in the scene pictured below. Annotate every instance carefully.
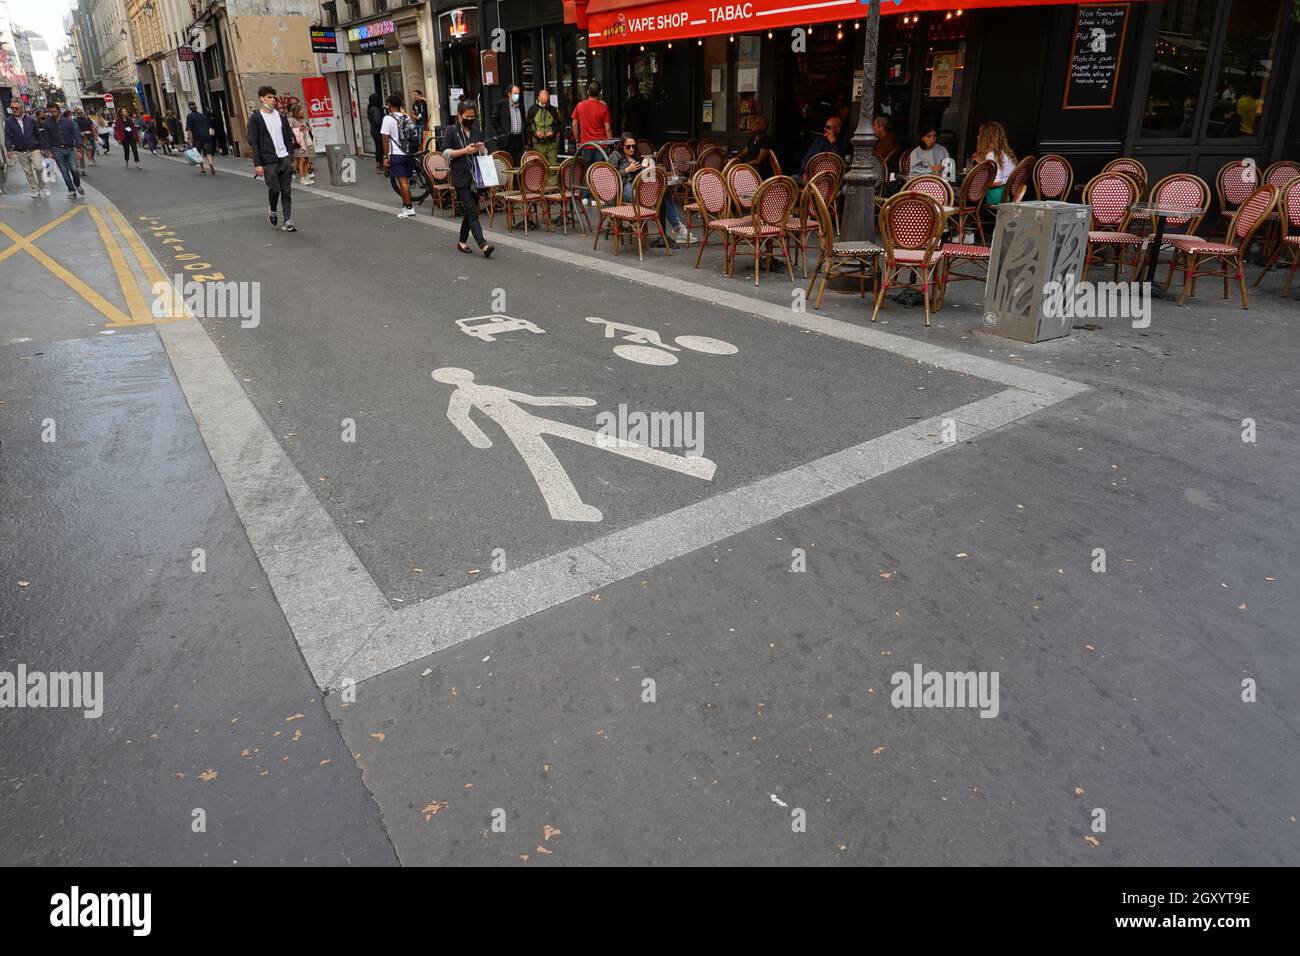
[0,1,32,109]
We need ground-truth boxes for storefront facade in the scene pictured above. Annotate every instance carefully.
[573,0,1299,207]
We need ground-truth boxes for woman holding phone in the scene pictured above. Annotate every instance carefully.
[444,99,494,258]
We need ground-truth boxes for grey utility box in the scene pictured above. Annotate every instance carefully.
[981,201,1089,343]
[324,143,352,186]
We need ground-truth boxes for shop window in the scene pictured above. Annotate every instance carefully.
[701,37,727,135]
[734,35,762,133]
[1141,0,1217,137]
[322,3,336,27]
[1204,0,1283,138]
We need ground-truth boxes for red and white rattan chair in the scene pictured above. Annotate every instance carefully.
[1166,185,1279,309]
[724,175,799,285]
[1005,155,1035,203]
[1033,154,1074,201]
[545,157,589,236]
[872,191,945,327]
[692,166,748,269]
[788,171,838,278]
[902,173,955,208]
[726,162,763,218]
[1102,158,1148,198]
[1209,160,1261,243]
[422,151,457,218]
[1263,160,1300,187]
[804,178,882,308]
[1081,172,1143,281]
[1137,173,1209,282]
[589,161,625,247]
[598,166,672,259]
[953,160,995,244]
[502,156,551,234]
[804,151,846,231]
[1253,178,1300,294]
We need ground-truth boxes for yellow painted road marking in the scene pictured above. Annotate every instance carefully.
[88,205,151,325]
[0,211,132,325]
[105,204,187,321]
[0,207,84,266]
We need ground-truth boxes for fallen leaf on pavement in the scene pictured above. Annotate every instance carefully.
[198,769,218,782]
[422,801,448,821]
[535,845,553,855]
[370,732,386,742]
[1074,787,1085,796]
[543,825,561,840]
[286,713,304,722]
[291,728,302,741]
[872,746,885,755]
[1083,835,1100,847]
[17,581,30,588]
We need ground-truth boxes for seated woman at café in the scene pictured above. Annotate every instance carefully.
[908,124,950,176]
[974,121,1017,205]
[612,133,693,244]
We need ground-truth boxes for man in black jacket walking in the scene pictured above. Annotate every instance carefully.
[247,86,298,232]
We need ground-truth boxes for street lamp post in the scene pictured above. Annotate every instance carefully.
[841,0,882,242]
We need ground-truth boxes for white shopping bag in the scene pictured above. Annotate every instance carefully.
[43,158,57,183]
[473,154,499,189]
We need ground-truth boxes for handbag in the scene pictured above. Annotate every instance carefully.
[473,154,499,189]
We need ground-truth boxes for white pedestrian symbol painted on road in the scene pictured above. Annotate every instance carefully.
[433,368,716,523]
[456,314,546,342]
[584,316,738,366]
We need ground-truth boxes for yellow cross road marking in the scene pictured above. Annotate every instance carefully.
[0,206,84,266]
[0,209,133,325]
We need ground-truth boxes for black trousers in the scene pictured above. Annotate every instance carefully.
[456,186,485,247]
[122,138,139,163]
[264,158,293,219]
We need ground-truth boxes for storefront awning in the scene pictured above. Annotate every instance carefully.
[586,0,1153,48]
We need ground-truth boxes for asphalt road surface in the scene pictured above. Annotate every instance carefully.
[1,148,1296,866]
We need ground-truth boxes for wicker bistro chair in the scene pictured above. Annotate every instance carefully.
[787,173,836,279]
[1254,178,1300,293]
[485,150,515,225]
[1033,154,1074,201]
[726,162,763,217]
[1005,155,1035,203]
[1081,173,1143,281]
[545,157,589,236]
[1136,173,1209,281]
[902,173,955,208]
[637,139,654,157]
[952,160,995,244]
[872,191,946,327]
[697,147,726,171]
[501,156,551,234]
[596,166,672,260]
[804,179,882,309]
[1165,185,1278,309]
[589,161,625,246]
[1210,160,1261,243]
[692,166,749,269]
[1102,158,1148,198]
[422,151,457,218]
[1263,160,1300,187]
[724,176,799,286]
[805,151,846,231]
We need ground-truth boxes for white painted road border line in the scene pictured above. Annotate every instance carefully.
[143,155,1090,689]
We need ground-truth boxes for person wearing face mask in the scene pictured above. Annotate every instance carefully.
[247,85,299,232]
[491,85,525,162]
[443,99,493,258]
[525,88,561,170]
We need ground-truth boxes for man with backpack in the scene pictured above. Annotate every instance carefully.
[247,85,298,233]
[381,93,421,219]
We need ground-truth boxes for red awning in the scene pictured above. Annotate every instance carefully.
[588,0,1149,48]
[563,0,591,30]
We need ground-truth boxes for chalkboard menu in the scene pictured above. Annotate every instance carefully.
[1063,4,1130,110]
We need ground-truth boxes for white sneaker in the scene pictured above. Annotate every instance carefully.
[397,207,416,219]
[41,187,50,196]
[30,188,40,198]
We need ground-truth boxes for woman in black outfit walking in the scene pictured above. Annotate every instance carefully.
[115,109,141,168]
[443,99,494,258]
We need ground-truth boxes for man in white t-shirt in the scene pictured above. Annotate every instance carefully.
[247,85,298,232]
[381,93,415,219]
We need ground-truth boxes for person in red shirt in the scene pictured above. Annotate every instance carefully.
[572,81,612,205]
